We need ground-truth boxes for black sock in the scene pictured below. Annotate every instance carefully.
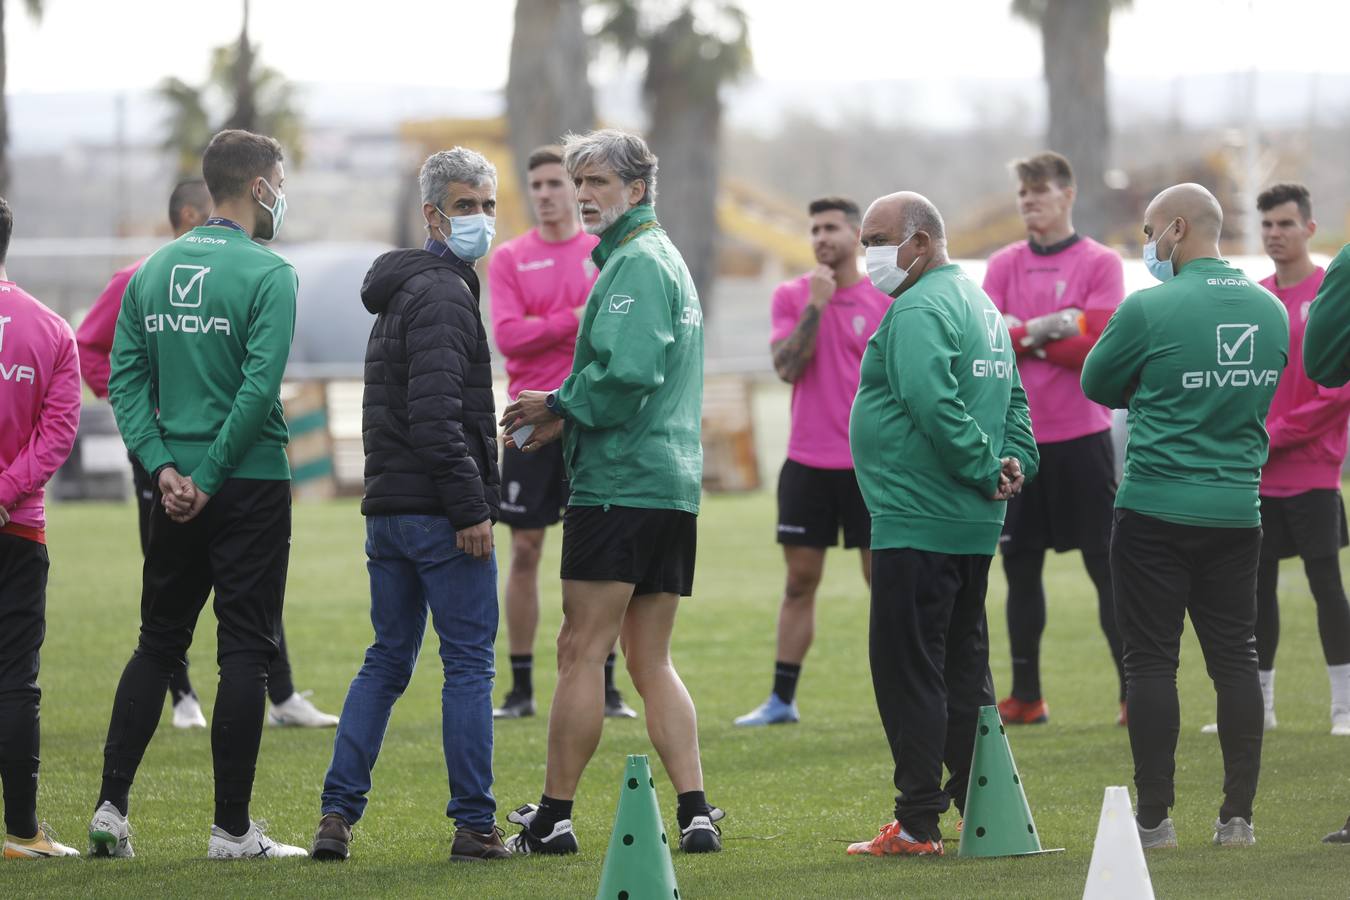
[604,653,617,695]
[772,661,802,704]
[530,794,573,838]
[97,777,132,818]
[677,790,710,830]
[214,801,250,837]
[510,654,533,697]
[1137,804,1168,829]
[1,764,39,838]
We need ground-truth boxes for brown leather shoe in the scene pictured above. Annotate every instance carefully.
[450,825,511,861]
[311,812,351,861]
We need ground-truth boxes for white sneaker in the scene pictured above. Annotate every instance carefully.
[1200,709,1276,734]
[208,821,308,859]
[1213,816,1255,847]
[1332,707,1350,736]
[88,801,134,858]
[173,694,208,729]
[267,691,339,728]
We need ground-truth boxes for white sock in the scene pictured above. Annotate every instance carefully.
[1258,669,1275,713]
[1328,663,1350,713]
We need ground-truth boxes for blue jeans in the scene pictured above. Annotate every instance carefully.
[321,515,498,831]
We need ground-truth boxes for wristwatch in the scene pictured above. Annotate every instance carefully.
[545,390,564,418]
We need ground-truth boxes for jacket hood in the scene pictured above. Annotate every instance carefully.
[361,248,477,314]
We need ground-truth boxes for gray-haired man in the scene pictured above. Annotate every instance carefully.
[311,147,506,862]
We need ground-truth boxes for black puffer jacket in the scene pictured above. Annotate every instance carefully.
[359,247,499,527]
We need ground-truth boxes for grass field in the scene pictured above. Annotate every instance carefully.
[6,492,1349,898]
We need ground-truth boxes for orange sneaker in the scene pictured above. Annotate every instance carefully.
[1117,702,1128,727]
[997,696,1049,725]
[846,820,943,857]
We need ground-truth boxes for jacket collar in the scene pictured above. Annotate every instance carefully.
[423,237,480,298]
[592,205,658,270]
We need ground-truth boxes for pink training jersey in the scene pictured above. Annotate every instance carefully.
[488,228,599,398]
[983,237,1124,444]
[1258,267,1350,498]
[771,274,891,470]
[0,281,82,533]
[76,259,142,398]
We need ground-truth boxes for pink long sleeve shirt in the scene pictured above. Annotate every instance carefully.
[1259,267,1350,497]
[75,260,141,398]
[487,228,599,398]
[0,281,82,535]
[983,237,1124,444]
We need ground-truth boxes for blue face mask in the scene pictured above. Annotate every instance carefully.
[438,209,495,261]
[1143,218,1180,282]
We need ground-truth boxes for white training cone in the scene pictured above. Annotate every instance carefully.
[1083,786,1156,900]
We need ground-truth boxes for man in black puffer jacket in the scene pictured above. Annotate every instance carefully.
[312,147,509,863]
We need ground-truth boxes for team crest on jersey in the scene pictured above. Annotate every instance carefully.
[1302,300,1312,322]
[582,258,598,279]
[852,315,866,336]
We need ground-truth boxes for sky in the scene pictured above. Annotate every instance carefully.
[8,0,1350,97]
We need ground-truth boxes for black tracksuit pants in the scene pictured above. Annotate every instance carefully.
[1111,509,1263,822]
[100,479,290,812]
[0,533,47,837]
[869,548,996,842]
[131,459,296,706]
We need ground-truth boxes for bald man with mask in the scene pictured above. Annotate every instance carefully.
[846,192,1037,857]
[1083,183,1288,850]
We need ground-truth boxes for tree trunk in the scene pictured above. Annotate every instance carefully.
[1041,0,1112,238]
[646,83,721,313]
[0,0,10,198]
[226,0,256,132]
[505,0,594,195]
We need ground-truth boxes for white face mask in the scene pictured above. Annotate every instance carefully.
[865,234,917,298]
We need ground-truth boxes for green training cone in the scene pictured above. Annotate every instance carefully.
[596,754,682,900]
[959,705,1063,858]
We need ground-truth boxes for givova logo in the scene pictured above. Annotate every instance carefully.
[1182,323,1277,389]
[983,308,1006,353]
[170,265,210,308]
[0,314,36,383]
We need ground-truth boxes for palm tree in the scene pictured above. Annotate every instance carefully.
[159,0,303,176]
[1012,0,1133,238]
[0,0,44,196]
[505,0,595,195]
[593,0,752,311]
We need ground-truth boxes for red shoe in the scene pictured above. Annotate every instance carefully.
[846,820,943,857]
[997,696,1049,725]
[1117,702,1128,727]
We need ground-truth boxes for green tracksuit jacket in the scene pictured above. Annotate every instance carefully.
[1305,243,1350,387]
[848,264,1039,555]
[109,226,296,495]
[1081,258,1288,528]
[556,205,704,513]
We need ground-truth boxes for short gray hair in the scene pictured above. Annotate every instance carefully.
[419,147,497,207]
[561,129,658,205]
[902,195,946,244]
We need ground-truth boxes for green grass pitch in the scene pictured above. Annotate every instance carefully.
[6,493,1348,897]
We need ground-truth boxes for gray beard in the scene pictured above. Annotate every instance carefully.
[583,201,631,236]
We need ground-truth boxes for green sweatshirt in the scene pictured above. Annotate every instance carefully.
[109,226,297,495]
[557,205,704,513]
[1304,242,1350,387]
[848,264,1039,555]
[1081,258,1288,528]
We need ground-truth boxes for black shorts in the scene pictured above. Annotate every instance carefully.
[560,505,697,597]
[1000,429,1116,556]
[1260,490,1349,560]
[776,459,871,549]
[498,441,569,529]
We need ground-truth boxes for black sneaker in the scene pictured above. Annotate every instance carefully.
[503,804,579,855]
[604,690,638,719]
[493,691,536,719]
[679,815,722,853]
